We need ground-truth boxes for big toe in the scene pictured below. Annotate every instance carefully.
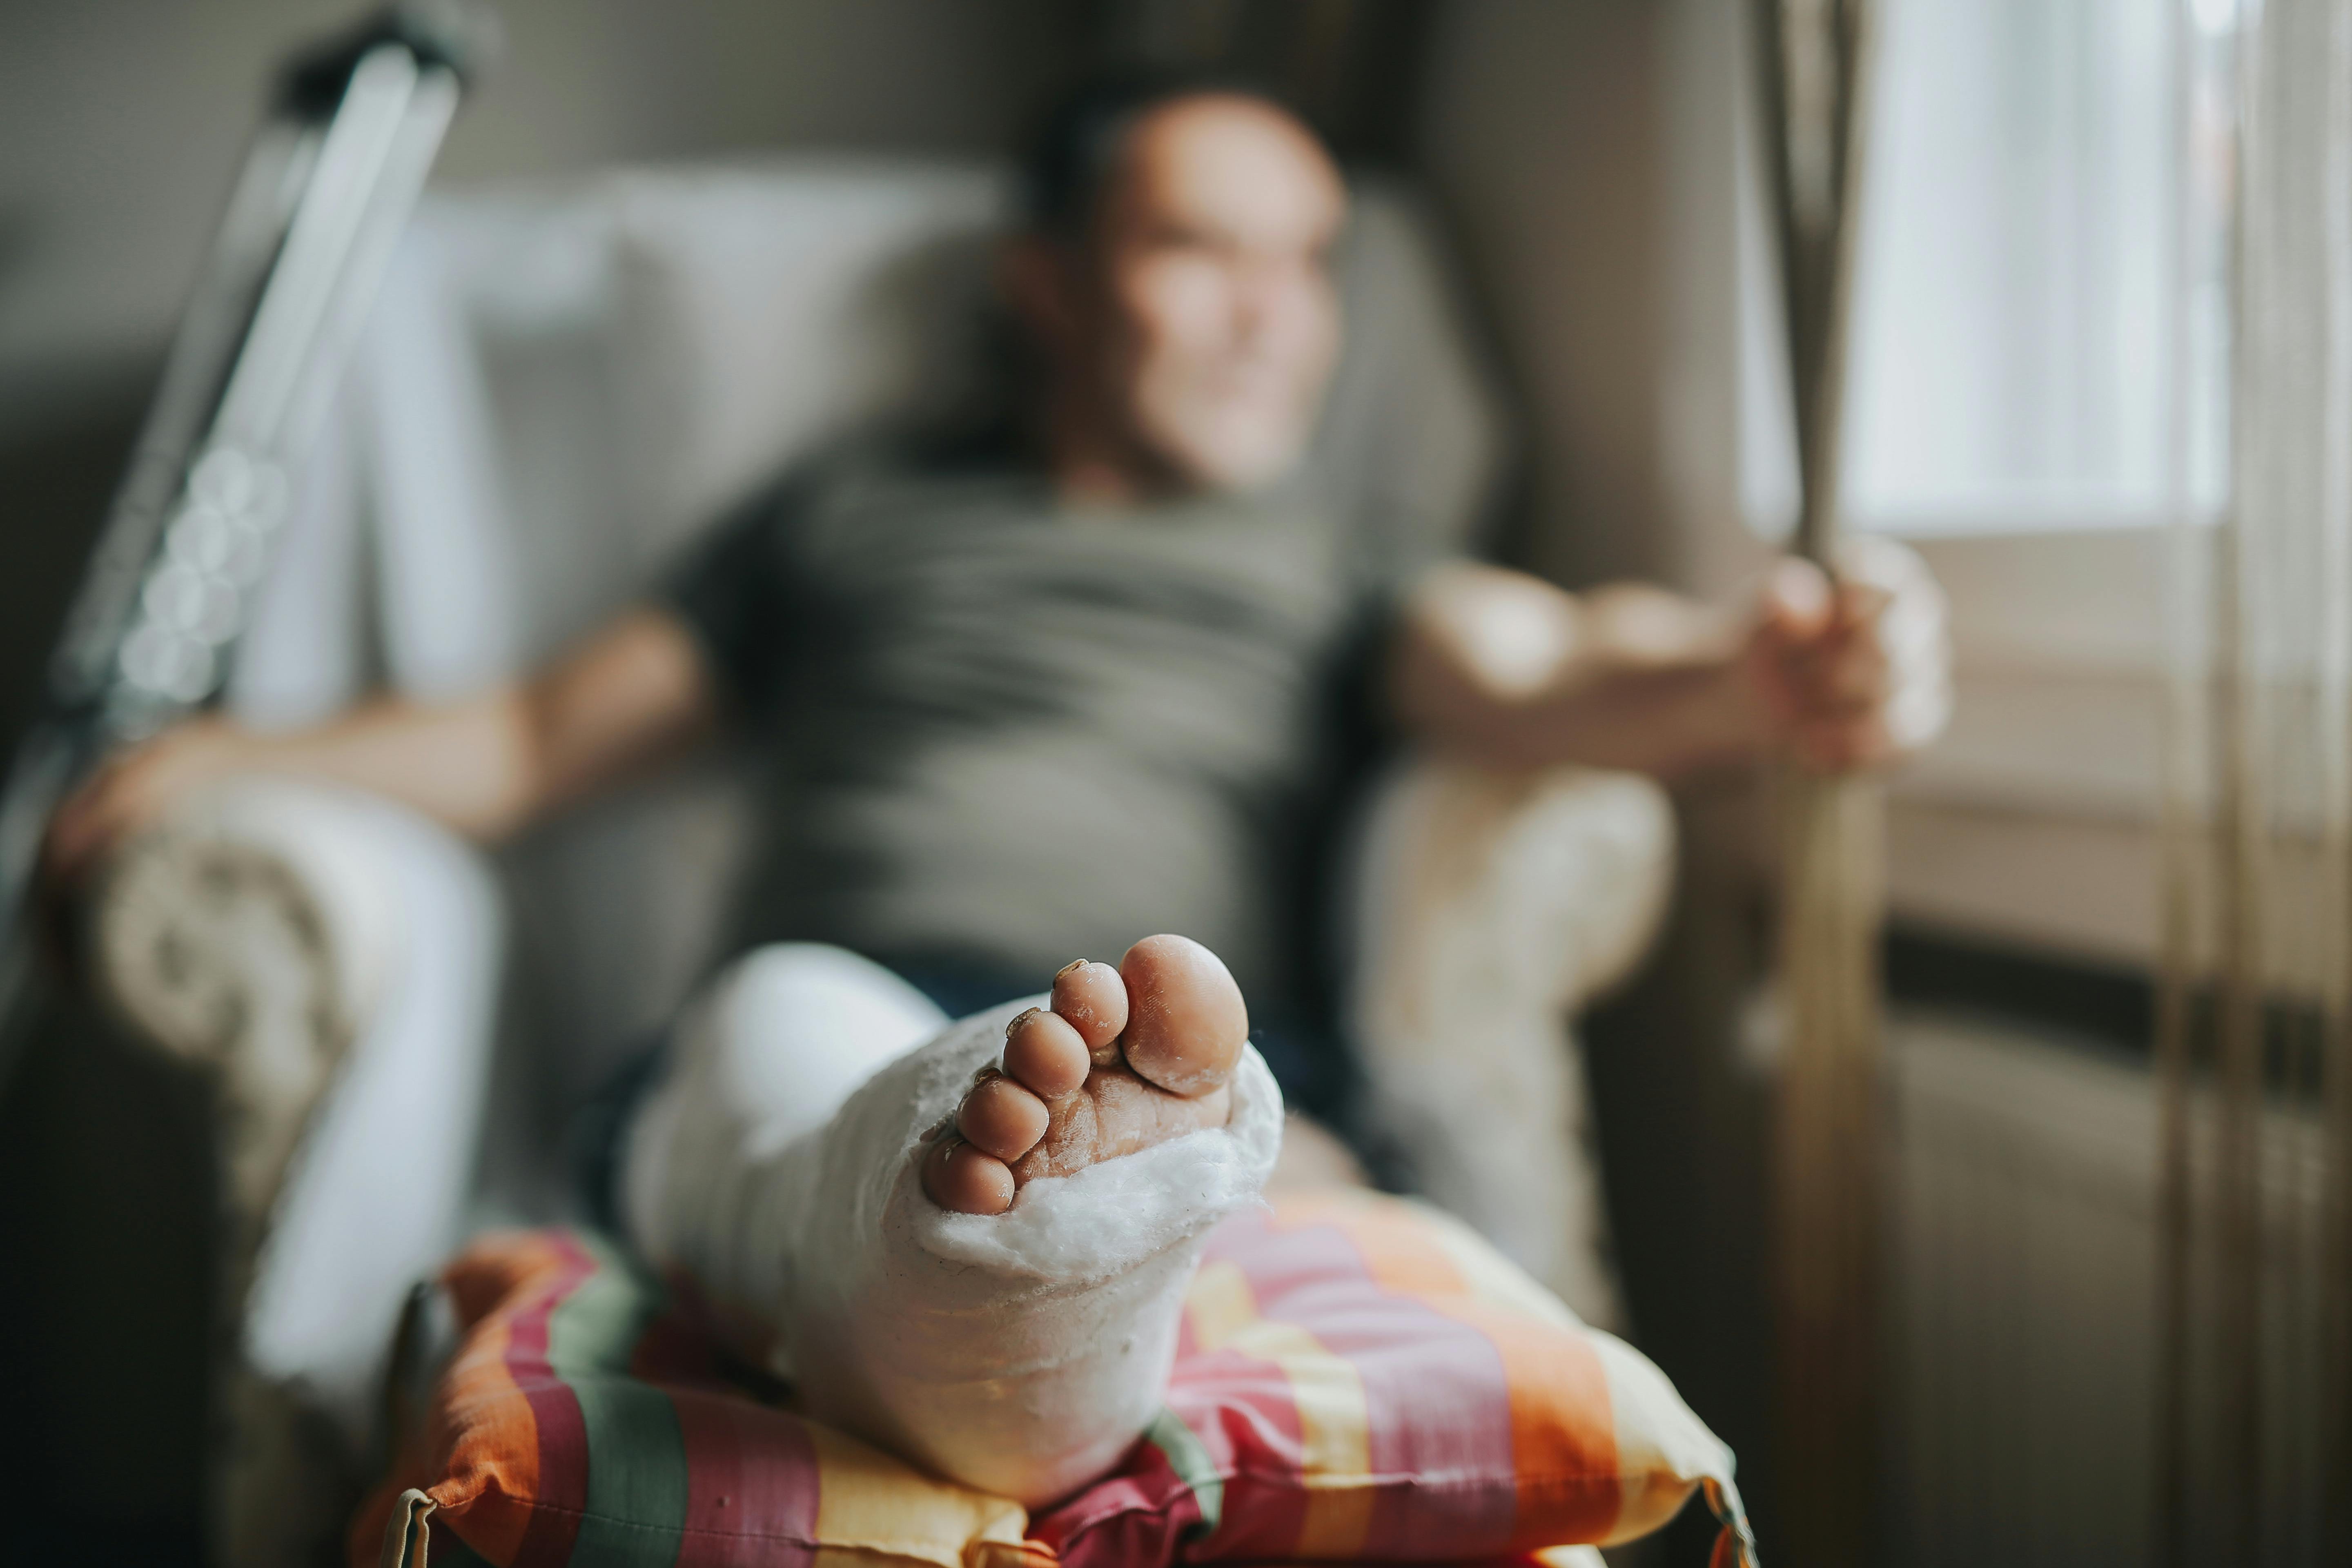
[1116,934,1248,1098]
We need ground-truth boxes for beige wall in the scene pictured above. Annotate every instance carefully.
[1411,0,1771,599]
[0,0,1074,384]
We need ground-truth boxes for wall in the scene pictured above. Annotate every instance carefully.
[0,0,1076,381]
[0,0,1092,770]
[1410,0,1771,597]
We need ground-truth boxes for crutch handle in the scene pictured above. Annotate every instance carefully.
[280,0,503,120]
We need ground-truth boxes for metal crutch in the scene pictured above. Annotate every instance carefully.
[0,2,495,1096]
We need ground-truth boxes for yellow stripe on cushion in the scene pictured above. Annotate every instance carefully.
[1586,1333,1741,1547]
[1185,1258,1376,1558]
[1535,1547,1610,1568]
[804,1418,1037,1568]
[1187,1258,1260,1353]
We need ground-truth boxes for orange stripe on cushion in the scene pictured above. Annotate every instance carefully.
[1585,1337,1742,1548]
[421,1231,606,1566]
[1276,1194,1626,1548]
[1272,1191,1475,1300]
[345,1235,584,1568]
[442,1229,586,1332]
[424,1305,541,1565]
[1460,1300,1619,1540]
[1417,1209,1585,1330]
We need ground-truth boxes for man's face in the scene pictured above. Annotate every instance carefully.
[1030,95,1348,496]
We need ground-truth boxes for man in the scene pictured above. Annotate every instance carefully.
[47,74,1945,1140]
[41,69,1948,1509]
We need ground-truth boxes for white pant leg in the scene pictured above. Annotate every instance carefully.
[620,943,948,1306]
[242,794,504,1447]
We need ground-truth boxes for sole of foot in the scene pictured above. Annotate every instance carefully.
[920,933,1248,1215]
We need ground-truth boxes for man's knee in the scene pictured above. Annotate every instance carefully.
[683,944,948,1143]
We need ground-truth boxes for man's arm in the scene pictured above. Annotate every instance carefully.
[43,606,721,882]
[1394,543,1949,779]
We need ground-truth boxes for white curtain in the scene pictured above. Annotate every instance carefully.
[2159,0,2352,1561]
[1846,0,2199,532]
[1761,0,2229,539]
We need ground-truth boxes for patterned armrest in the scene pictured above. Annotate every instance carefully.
[96,782,406,1199]
[89,778,501,1568]
[1348,758,1675,1324]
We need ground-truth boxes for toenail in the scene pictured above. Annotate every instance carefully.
[1005,1006,1045,1039]
[1056,959,1092,978]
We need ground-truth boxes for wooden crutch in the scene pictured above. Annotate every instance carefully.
[1749,1,1885,1562]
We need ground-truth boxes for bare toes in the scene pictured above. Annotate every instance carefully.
[959,1074,1048,1162]
[922,1136,1014,1214]
[1051,960,1129,1063]
[932,943,1248,1210]
[1116,934,1247,1098]
[1003,1007,1089,1098]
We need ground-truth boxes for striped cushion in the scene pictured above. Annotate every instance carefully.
[356,1194,1755,1568]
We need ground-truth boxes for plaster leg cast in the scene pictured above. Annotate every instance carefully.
[621,935,1282,1506]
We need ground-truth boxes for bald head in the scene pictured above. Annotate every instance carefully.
[1007,90,1348,501]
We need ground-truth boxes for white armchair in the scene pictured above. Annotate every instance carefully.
[95,758,1670,1563]
[78,157,1676,1561]
[1350,758,1673,1327]
[93,781,501,1565]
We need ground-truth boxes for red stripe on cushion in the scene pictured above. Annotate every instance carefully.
[668,1389,820,1568]
[1257,1222,1521,1556]
[502,1234,598,1568]
[1027,1423,1200,1566]
[1164,1354,1310,1557]
[506,1393,585,1568]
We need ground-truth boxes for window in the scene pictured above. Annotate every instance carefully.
[1746,0,2233,540]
